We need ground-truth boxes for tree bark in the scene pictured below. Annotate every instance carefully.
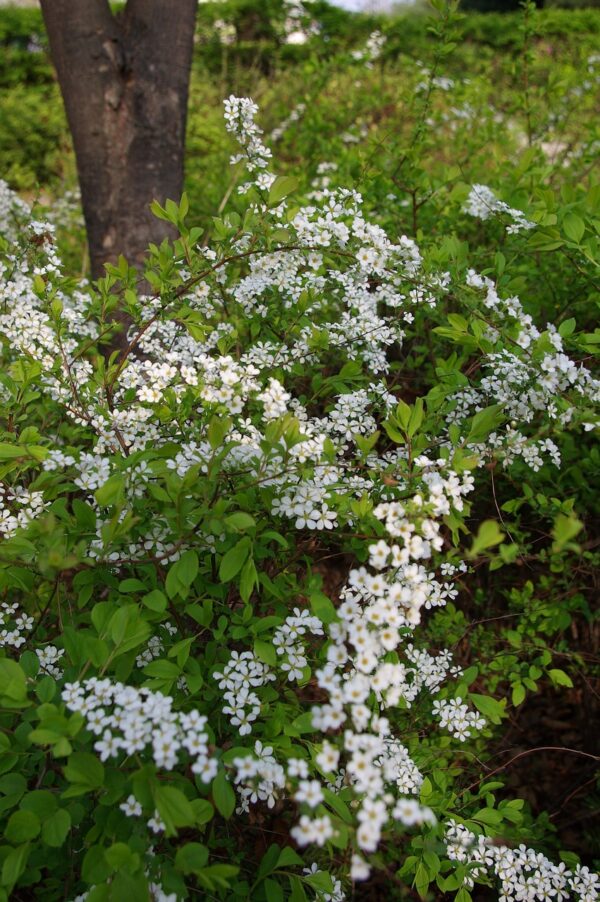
[39,0,197,279]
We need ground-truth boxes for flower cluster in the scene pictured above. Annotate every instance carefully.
[443,269,600,468]
[36,644,65,679]
[212,17,236,46]
[0,601,34,649]
[432,697,486,741]
[136,622,178,669]
[62,679,217,781]
[213,651,276,735]
[211,456,472,859]
[463,183,536,234]
[0,484,47,538]
[224,95,275,193]
[273,608,324,680]
[281,0,319,45]
[291,813,336,847]
[352,30,386,68]
[232,741,287,812]
[446,821,599,901]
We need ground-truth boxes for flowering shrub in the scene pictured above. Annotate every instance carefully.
[0,87,597,902]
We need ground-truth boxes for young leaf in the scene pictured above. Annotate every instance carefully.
[212,771,236,819]
[268,175,298,207]
[155,785,195,833]
[219,537,251,582]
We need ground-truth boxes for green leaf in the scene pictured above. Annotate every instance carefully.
[0,442,47,461]
[63,752,104,790]
[196,863,239,890]
[192,798,214,826]
[207,416,231,450]
[471,693,505,725]
[0,659,27,705]
[155,785,195,834]
[2,843,30,892]
[289,876,308,902]
[20,790,57,819]
[275,847,304,869]
[264,878,284,902]
[455,888,472,902]
[0,443,26,459]
[142,589,168,612]
[107,871,148,898]
[469,520,504,557]
[225,512,256,531]
[322,788,352,824]
[179,192,189,220]
[175,842,209,875]
[304,871,333,893]
[558,318,576,338]
[465,405,504,444]
[286,711,314,736]
[212,770,236,819]
[165,197,180,224]
[423,850,440,874]
[407,398,425,438]
[143,659,181,680]
[268,175,298,207]
[166,550,199,598]
[119,578,147,593]
[511,682,526,706]
[150,200,169,222]
[551,513,583,552]
[94,832,126,870]
[5,809,40,843]
[41,808,71,847]
[108,605,150,655]
[94,474,124,507]
[395,398,412,429]
[447,313,468,332]
[414,861,430,899]
[548,668,574,688]
[310,592,337,624]
[383,419,405,443]
[563,212,585,244]
[472,807,503,825]
[219,537,251,582]
[82,846,111,884]
[254,638,277,666]
[239,557,258,603]
[177,549,199,586]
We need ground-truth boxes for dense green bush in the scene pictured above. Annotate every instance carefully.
[0,7,50,88]
[0,83,67,192]
[0,2,598,899]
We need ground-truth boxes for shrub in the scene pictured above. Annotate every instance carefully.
[0,7,51,89]
[0,83,68,192]
[0,86,597,901]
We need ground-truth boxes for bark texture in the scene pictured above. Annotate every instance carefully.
[39,0,197,278]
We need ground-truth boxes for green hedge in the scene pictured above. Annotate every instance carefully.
[3,4,600,90]
[0,7,51,87]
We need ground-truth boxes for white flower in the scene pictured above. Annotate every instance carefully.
[351,854,371,881]
[294,779,324,808]
[120,794,142,817]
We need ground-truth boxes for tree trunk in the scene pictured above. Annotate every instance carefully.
[39,0,197,279]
